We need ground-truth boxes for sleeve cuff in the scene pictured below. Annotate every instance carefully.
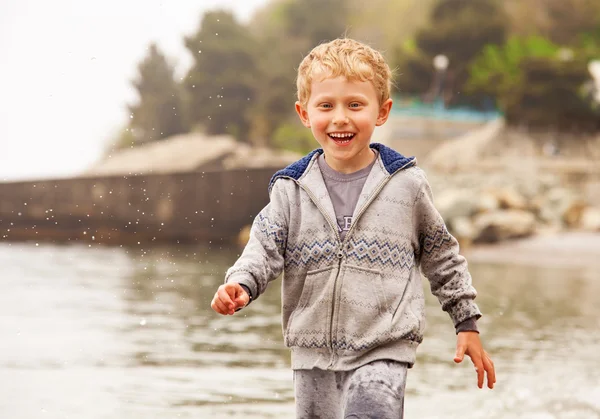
[455,316,479,334]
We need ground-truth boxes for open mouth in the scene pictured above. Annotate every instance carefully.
[328,133,356,144]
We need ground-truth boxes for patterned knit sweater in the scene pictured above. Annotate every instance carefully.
[225,143,481,371]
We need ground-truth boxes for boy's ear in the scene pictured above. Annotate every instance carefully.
[376,98,393,126]
[295,101,311,128]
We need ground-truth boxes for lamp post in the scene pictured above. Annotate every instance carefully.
[429,54,449,108]
[588,60,600,104]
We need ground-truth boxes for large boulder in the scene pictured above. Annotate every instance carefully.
[435,190,480,221]
[473,210,537,243]
[84,133,301,177]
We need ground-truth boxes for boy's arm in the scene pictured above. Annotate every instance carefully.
[224,180,289,305]
[412,176,482,328]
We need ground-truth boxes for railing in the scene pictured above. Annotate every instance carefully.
[391,96,502,123]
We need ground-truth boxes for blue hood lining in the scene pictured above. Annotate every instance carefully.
[268,143,414,192]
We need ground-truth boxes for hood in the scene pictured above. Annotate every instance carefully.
[268,143,416,193]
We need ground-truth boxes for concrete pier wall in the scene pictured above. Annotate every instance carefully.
[0,168,278,245]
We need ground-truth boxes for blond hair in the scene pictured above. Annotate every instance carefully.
[296,38,392,106]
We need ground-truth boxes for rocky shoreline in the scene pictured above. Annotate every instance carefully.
[427,167,600,246]
[422,120,600,246]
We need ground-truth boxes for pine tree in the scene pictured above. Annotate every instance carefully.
[127,43,188,144]
[183,11,259,143]
[392,0,508,107]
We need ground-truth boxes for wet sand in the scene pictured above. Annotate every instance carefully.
[464,231,600,268]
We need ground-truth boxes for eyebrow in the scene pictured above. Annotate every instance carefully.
[312,94,370,102]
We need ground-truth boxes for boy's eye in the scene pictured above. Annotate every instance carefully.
[320,103,333,109]
[349,103,362,108]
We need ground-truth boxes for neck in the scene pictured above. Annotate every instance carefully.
[323,148,376,174]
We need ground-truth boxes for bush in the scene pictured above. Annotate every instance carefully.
[468,36,600,131]
[272,122,317,155]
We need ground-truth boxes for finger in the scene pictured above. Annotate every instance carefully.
[454,344,466,363]
[218,287,235,311]
[483,354,496,389]
[213,297,231,315]
[474,360,485,389]
[234,291,250,308]
[225,283,240,300]
[217,292,236,314]
[211,296,228,315]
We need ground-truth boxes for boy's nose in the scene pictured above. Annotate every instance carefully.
[332,110,349,125]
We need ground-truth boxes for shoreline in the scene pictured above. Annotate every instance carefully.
[463,231,600,268]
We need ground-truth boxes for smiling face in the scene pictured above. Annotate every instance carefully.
[295,76,392,173]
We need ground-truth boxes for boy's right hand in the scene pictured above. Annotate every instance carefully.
[211,283,250,315]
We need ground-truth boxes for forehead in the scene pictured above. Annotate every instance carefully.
[309,76,378,101]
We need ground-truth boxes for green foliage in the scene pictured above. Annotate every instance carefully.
[272,121,316,155]
[183,11,259,143]
[392,0,508,107]
[467,36,600,131]
[127,43,188,144]
[346,0,437,53]
[468,36,560,97]
[280,0,350,46]
[508,57,600,131]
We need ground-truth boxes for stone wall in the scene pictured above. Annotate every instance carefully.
[0,168,278,245]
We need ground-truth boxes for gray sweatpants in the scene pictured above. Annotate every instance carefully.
[294,360,408,419]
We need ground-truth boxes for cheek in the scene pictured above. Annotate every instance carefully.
[354,113,377,131]
[309,114,329,131]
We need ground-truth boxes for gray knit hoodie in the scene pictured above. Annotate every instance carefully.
[225,143,481,371]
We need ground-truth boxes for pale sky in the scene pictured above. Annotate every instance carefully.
[0,0,269,181]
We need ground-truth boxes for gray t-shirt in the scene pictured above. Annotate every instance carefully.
[317,152,377,241]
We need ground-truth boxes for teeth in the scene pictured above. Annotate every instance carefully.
[329,133,354,138]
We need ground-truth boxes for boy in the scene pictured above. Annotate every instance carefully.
[211,38,495,418]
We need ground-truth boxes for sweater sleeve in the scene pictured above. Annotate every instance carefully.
[412,176,482,327]
[224,179,289,303]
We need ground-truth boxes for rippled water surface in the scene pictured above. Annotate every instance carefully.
[1,242,599,418]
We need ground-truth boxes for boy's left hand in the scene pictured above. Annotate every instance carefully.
[454,331,496,389]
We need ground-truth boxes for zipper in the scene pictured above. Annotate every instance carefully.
[328,158,415,364]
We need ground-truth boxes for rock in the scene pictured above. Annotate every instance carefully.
[425,118,505,172]
[491,188,528,210]
[473,210,537,243]
[83,133,301,177]
[435,190,479,221]
[580,207,600,231]
[535,187,580,226]
[449,216,476,248]
[529,195,546,216]
[475,192,499,213]
[563,200,588,227]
